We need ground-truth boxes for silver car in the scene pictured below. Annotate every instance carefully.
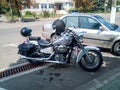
[42,14,120,56]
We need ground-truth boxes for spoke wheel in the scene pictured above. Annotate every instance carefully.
[78,50,103,72]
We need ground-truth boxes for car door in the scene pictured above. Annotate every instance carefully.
[79,16,114,48]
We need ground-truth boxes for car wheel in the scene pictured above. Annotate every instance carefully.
[113,42,120,56]
[50,33,60,42]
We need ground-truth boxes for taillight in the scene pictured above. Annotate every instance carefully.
[23,39,28,44]
[82,39,85,43]
[23,40,27,44]
[42,25,44,31]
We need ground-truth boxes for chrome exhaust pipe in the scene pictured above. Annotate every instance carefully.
[20,55,66,64]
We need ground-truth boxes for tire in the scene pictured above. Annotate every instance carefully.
[50,33,60,42]
[78,50,103,72]
[113,42,120,56]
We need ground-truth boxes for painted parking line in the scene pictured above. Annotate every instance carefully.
[1,43,19,47]
[102,52,120,58]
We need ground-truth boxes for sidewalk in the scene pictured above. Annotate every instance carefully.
[76,65,120,90]
[98,76,120,90]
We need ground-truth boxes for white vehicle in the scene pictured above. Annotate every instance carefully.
[42,14,120,56]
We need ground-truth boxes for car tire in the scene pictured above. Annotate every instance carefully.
[50,33,60,42]
[113,41,120,56]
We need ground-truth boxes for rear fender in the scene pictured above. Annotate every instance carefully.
[29,41,38,45]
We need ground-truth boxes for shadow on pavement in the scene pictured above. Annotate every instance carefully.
[9,58,28,67]
[1,52,120,90]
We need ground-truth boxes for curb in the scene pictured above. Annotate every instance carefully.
[75,65,120,90]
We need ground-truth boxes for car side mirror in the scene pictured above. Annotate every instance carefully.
[99,26,105,31]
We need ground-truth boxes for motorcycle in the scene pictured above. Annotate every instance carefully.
[18,27,103,72]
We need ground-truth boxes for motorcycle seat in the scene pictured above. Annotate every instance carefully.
[29,37,41,41]
[38,39,52,48]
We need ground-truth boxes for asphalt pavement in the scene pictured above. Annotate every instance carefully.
[0,56,120,90]
[0,13,120,90]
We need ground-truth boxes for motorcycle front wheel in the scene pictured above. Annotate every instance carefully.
[78,50,103,72]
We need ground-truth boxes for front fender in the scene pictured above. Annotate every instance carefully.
[76,46,100,63]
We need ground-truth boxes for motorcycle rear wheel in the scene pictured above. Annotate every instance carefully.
[78,50,103,72]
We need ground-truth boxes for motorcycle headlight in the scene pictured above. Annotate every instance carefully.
[77,32,84,42]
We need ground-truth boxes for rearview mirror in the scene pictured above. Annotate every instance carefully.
[99,26,106,31]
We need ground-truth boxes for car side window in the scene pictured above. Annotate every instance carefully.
[65,16,79,27]
[80,16,101,30]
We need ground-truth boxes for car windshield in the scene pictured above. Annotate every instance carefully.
[94,16,118,31]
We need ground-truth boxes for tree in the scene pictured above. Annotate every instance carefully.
[0,0,7,6]
[117,0,120,5]
[73,0,94,12]
[72,0,120,12]
[0,0,8,13]
[0,0,32,22]
[92,0,106,12]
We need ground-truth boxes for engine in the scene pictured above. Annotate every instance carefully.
[54,45,69,53]
[53,45,70,62]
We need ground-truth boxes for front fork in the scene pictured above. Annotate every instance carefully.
[76,46,100,63]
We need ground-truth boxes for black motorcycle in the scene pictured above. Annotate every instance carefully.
[18,26,103,72]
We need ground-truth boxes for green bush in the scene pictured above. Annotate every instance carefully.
[50,12,56,17]
[25,11,33,16]
[5,12,11,16]
[41,10,50,18]
[5,10,17,16]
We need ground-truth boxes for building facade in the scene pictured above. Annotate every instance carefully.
[23,0,74,14]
